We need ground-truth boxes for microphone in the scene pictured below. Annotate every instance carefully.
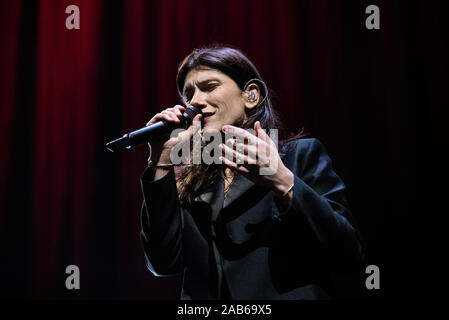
[106,106,201,152]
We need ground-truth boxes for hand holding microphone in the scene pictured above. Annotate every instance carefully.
[105,105,202,156]
[145,105,202,166]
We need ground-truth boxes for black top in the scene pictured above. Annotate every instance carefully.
[140,138,365,299]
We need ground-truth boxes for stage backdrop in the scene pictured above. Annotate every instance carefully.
[0,0,447,299]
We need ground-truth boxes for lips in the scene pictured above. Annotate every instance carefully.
[202,112,215,122]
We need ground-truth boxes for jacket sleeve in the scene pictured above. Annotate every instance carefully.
[140,166,184,277]
[278,138,365,270]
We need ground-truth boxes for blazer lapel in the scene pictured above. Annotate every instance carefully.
[192,170,225,219]
[192,170,269,221]
[223,174,255,209]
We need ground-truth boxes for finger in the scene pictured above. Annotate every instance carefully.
[146,112,162,126]
[220,142,248,165]
[146,112,165,126]
[222,125,253,139]
[171,105,185,118]
[255,121,271,144]
[222,125,258,146]
[193,113,202,121]
[186,114,202,136]
[191,113,202,126]
[238,142,260,164]
[165,106,183,115]
[227,135,268,160]
[253,123,269,159]
[171,114,201,148]
[221,141,236,164]
[219,154,250,174]
[173,104,186,112]
[162,112,178,122]
[161,110,180,122]
[174,108,183,117]
[225,137,248,157]
[146,106,185,126]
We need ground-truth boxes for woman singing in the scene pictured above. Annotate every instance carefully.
[140,45,365,299]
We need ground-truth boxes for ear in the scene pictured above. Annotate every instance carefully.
[243,83,260,110]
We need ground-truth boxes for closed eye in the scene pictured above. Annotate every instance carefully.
[183,81,220,104]
[199,81,219,93]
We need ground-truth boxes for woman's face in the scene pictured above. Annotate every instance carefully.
[182,67,247,133]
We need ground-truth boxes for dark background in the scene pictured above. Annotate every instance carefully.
[0,0,447,299]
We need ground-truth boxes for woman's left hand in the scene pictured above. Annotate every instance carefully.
[219,121,294,198]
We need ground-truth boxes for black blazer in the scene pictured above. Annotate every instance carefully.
[140,138,365,299]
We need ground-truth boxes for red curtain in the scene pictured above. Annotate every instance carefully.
[0,0,447,298]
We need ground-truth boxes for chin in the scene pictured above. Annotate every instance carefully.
[201,123,222,135]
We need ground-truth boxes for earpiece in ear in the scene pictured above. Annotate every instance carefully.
[248,91,256,102]
[244,78,268,106]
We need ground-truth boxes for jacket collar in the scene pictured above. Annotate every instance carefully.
[223,173,255,209]
[192,169,224,216]
[192,169,257,221]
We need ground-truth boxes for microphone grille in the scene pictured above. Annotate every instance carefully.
[183,106,202,120]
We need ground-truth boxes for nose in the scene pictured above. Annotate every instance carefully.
[189,90,208,110]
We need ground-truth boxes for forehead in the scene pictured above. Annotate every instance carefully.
[183,67,230,88]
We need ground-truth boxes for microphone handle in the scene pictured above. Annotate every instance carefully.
[106,106,200,152]
[106,121,179,152]
[128,120,179,146]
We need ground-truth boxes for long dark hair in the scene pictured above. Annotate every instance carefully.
[175,44,304,206]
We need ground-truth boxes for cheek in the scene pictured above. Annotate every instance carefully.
[214,86,242,103]
[215,91,245,113]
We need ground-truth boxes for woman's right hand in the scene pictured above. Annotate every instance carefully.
[146,105,202,165]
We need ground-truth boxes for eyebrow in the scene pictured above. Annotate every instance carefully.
[183,78,221,95]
